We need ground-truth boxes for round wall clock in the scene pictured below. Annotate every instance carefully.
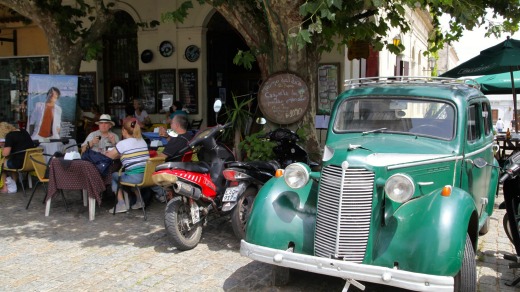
[140,49,153,63]
[159,41,174,57]
[185,45,200,62]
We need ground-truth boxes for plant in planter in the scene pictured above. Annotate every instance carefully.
[239,130,276,161]
[223,93,254,161]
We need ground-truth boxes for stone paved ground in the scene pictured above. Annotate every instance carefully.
[0,184,518,291]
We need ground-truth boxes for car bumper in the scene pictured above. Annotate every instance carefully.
[240,240,454,292]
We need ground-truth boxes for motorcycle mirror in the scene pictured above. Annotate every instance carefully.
[256,117,266,125]
[213,99,222,113]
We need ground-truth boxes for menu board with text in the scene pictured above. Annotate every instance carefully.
[178,69,198,114]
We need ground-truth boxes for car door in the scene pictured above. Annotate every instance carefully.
[461,101,493,215]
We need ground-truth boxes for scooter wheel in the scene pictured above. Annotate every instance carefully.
[164,197,202,250]
[231,186,257,240]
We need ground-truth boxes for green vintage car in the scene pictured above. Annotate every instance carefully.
[241,77,500,291]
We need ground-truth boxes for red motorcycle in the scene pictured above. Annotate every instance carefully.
[152,122,235,250]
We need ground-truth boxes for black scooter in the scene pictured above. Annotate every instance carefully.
[222,126,315,240]
[498,151,520,286]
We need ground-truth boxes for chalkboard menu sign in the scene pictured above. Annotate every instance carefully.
[178,69,198,114]
[157,69,176,111]
[258,72,310,124]
[78,72,96,110]
[317,63,339,115]
[139,71,157,114]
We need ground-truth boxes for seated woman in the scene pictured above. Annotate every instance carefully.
[165,101,188,124]
[81,114,119,154]
[0,122,34,193]
[133,99,151,127]
[104,118,149,213]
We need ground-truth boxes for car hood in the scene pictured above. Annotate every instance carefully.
[324,134,457,167]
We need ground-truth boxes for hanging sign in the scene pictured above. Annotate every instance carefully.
[258,72,310,124]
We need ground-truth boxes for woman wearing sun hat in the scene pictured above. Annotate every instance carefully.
[81,114,120,154]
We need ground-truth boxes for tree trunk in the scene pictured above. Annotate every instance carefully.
[216,0,323,160]
[0,0,111,75]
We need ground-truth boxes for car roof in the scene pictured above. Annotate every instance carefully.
[341,77,484,102]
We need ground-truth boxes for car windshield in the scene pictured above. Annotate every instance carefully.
[333,97,455,140]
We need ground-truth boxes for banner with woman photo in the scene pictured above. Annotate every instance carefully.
[27,74,78,139]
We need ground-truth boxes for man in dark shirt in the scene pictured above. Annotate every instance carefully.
[1,124,34,193]
[158,115,193,162]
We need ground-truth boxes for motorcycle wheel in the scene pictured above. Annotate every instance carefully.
[231,186,257,240]
[503,213,520,244]
[453,234,476,292]
[164,197,202,251]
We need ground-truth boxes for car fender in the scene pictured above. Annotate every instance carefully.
[245,176,318,255]
[373,187,477,276]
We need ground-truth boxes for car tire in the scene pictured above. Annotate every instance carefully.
[454,234,476,292]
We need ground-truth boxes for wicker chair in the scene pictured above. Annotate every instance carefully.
[114,156,165,220]
[3,147,43,196]
[26,152,67,210]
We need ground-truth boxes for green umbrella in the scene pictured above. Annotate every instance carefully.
[440,37,520,131]
[475,70,520,94]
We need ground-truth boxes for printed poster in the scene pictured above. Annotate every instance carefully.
[28,74,78,140]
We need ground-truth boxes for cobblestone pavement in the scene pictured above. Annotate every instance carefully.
[0,185,519,291]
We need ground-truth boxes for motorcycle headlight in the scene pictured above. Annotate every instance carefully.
[284,163,309,189]
[384,174,415,203]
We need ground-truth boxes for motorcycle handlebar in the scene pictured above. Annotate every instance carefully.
[500,173,512,184]
[501,163,520,184]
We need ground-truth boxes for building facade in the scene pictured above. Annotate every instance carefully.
[0,1,440,131]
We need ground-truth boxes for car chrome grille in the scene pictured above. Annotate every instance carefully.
[315,165,374,263]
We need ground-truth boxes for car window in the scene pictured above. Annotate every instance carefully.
[333,98,455,140]
[467,104,481,141]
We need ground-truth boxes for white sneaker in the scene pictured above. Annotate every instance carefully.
[109,202,128,213]
[131,200,144,210]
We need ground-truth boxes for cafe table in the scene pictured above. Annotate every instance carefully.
[494,133,520,164]
[45,158,111,221]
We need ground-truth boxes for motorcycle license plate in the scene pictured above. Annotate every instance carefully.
[222,184,245,202]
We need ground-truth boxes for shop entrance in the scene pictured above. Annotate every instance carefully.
[206,12,261,127]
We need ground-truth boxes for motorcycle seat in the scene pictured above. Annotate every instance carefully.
[226,161,279,172]
[157,161,210,173]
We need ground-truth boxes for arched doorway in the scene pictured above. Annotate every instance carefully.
[206,12,261,126]
[102,11,138,124]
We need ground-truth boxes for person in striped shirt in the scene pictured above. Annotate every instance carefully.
[105,118,149,213]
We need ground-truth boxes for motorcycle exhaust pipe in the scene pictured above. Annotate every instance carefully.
[173,180,202,200]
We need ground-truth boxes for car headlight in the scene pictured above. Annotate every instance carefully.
[284,163,309,189]
[384,174,415,203]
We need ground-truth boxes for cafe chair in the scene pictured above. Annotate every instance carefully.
[114,156,165,220]
[3,147,44,196]
[26,152,68,210]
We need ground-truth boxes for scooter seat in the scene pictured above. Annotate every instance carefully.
[226,161,279,172]
[156,161,210,173]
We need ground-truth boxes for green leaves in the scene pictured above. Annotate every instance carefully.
[239,131,276,161]
[233,50,256,70]
[161,1,194,24]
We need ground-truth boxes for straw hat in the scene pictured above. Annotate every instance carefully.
[0,122,16,138]
[95,114,115,126]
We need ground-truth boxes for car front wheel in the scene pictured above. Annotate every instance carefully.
[454,234,476,292]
